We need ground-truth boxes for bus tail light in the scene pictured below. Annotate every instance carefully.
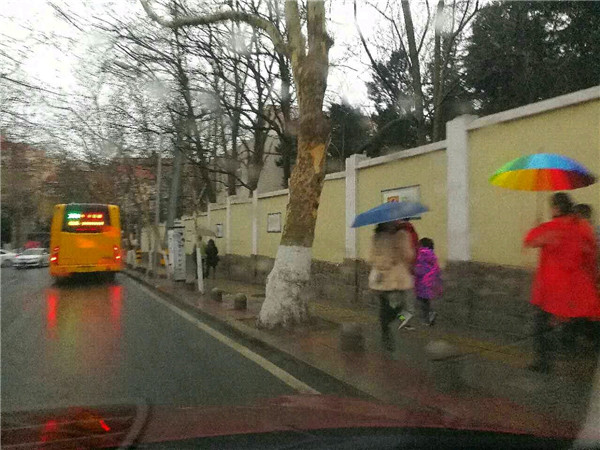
[50,247,59,264]
[113,245,121,261]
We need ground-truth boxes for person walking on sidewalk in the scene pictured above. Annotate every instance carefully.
[524,193,600,373]
[205,239,220,279]
[192,236,207,279]
[368,221,416,347]
[414,238,442,326]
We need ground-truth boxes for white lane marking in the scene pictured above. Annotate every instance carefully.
[133,280,320,395]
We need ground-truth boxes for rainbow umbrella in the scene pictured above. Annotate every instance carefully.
[490,153,596,222]
[490,153,596,191]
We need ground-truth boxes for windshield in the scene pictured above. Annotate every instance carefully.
[1,1,599,448]
[21,249,44,255]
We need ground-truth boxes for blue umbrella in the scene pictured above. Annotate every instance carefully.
[351,201,429,228]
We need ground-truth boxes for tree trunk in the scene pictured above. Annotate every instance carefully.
[227,22,244,197]
[257,96,329,328]
[174,30,217,203]
[278,54,294,188]
[401,0,427,145]
[11,210,22,249]
[258,0,330,328]
[432,0,445,142]
[248,111,266,192]
[166,136,184,231]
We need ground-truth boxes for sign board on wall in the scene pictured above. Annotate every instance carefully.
[267,213,282,233]
[215,223,223,238]
[382,185,423,218]
[382,185,420,204]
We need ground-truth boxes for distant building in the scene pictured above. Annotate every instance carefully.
[0,135,57,247]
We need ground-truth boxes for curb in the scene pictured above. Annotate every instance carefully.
[121,268,590,423]
[122,269,373,401]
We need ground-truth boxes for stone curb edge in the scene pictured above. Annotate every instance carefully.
[122,269,375,401]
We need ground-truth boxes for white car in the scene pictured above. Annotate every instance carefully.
[0,249,17,267]
[13,248,50,269]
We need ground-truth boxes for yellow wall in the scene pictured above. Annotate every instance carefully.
[356,150,448,265]
[210,207,227,248]
[313,178,346,263]
[134,91,598,271]
[257,194,287,257]
[196,214,209,231]
[230,202,252,256]
[470,99,600,268]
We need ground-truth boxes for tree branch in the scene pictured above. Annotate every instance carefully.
[284,0,306,65]
[139,0,289,56]
[354,1,399,100]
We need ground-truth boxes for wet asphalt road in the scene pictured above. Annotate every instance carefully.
[1,268,297,412]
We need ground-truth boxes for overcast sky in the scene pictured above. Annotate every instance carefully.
[2,0,392,109]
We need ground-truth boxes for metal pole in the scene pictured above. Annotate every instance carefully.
[152,137,163,277]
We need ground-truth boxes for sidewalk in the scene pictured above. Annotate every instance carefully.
[125,267,596,437]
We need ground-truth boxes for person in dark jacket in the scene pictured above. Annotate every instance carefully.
[192,236,207,279]
[205,239,219,279]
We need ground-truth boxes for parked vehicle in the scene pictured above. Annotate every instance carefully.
[13,248,49,269]
[0,249,17,267]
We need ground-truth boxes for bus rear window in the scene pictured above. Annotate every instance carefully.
[63,205,111,233]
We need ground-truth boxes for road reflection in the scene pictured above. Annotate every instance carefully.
[46,289,58,340]
[44,278,125,371]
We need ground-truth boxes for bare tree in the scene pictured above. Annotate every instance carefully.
[140,0,333,328]
[357,0,479,144]
[400,0,427,144]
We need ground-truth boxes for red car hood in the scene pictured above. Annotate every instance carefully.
[0,395,579,448]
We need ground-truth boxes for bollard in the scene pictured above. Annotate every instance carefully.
[339,322,365,352]
[233,293,247,310]
[426,340,465,392]
[211,288,223,302]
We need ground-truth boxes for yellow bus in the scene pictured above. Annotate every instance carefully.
[49,203,122,278]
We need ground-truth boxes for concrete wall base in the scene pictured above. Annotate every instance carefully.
[217,255,535,338]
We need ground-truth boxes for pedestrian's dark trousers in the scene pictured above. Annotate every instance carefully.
[561,318,600,352]
[417,297,431,323]
[379,294,399,338]
[533,308,556,367]
[206,262,218,278]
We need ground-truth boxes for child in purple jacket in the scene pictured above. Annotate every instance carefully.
[415,238,442,326]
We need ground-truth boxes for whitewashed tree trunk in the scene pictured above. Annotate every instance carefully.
[258,245,311,327]
[258,1,331,328]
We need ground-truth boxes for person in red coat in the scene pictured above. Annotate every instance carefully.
[524,193,600,373]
